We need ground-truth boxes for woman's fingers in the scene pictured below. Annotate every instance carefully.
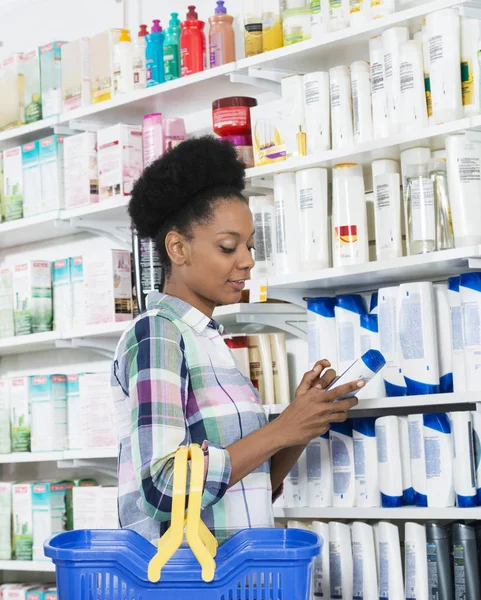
[323,379,365,402]
[297,359,331,394]
[316,369,337,390]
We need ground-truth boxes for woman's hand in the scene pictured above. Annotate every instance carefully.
[275,359,364,447]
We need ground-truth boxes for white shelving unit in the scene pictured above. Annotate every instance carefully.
[274,507,481,520]
[0,448,118,465]
[0,561,56,574]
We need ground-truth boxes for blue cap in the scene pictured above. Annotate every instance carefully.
[361,349,386,374]
[215,0,226,13]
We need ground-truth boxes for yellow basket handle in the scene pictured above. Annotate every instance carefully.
[147,444,218,583]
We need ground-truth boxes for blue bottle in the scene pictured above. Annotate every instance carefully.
[146,19,165,87]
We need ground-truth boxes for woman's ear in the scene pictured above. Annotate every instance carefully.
[165,231,188,267]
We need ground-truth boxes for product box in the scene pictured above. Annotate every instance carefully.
[250,100,287,166]
[61,37,91,112]
[39,41,67,118]
[64,132,99,209]
[10,377,30,452]
[32,481,67,560]
[13,260,53,335]
[281,74,306,158]
[0,378,11,454]
[27,587,58,600]
[79,372,117,448]
[0,482,12,559]
[70,256,85,328]
[0,150,4,221]
[23,49,42,123]
[39,135,67,212]
[97,124,143,200]
[72,485,119,529]
[0,268,14,339]
[89,29,122,104]
[62,478,97,530]
[0,54,25,130]
[52,258,72,331]
[3,146,23,221]
[22,141,42,218]
[67,373,82,450]
[30,375,68,453]
[12,482,34,560]
[84,250,133,325]
[2,585,39,600]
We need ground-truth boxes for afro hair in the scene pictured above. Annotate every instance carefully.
[129,135,246,240]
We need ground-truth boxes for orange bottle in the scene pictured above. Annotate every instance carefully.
[208,0,235,67]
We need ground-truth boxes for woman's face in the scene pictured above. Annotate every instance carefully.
[169,198,256,310]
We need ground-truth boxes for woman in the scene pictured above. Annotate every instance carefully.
[112,136,364,545]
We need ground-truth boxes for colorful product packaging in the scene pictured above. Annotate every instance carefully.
[39,41,67,118]
[32,481,68,560]
[13,260,53,335]
[0,54,25,130]
[23,49,42,123]
[3,146,23,221]
[30,374,68,452]
[22,141,42,218]
[12,482,34,560]
[10,377,30,452]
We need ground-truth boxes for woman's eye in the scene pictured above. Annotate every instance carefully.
[220,246,236,254]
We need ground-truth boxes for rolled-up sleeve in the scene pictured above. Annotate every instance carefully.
[121,314,232,521]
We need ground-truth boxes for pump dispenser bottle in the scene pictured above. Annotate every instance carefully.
[164,13,181,81]
[181,5,206,76]
[146,20,165,87]
[209,1,235,67]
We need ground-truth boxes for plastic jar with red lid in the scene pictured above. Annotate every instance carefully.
[212,96,257,137]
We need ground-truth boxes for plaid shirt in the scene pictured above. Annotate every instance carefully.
[111,292,275,544]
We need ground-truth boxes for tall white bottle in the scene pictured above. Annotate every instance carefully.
[449,411,477,507]
[423,413,455,507]
[375,416,403,507]
[352,417,380,507]
[113,29,134,94]
[460,272,481,391]
[295,168,329,271]
[311,521,330,600]
[329,66,354,150]
[371,159,402,260]
[448,276,466,392]
[407,413,428,507]
[369,35,389,140]
[434,282,454,393]
[249,195,277,277]
[334,294,366,374]
[398,282,440,394]
[303,72,331,153]
[425,8,463,124]
[306,432,332,507]
[404,522,429,600]
[377,522,404,600]
[351,522,378,600]
[399,39,429,130]
[350,61,373,144]
[273,172,300,275]
[398,415,415,505]
[330,421,355,508]
[329,522,353,600]
[378,286,407,396]
[382,26,409,135]
[332,164,369,267]
[358,312,386,399]
[307,297,338,372]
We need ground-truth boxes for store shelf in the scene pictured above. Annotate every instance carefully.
[265,245,481,295]
[0,447,118,464]
[62,447,118,460]
[66,321,130,340]
[0,331,61,356]
[274,506,481,520]
[0,116,58,148]
[237,0,479,74]
[62,196,130,222]
[214,303,306,336]
[246,118,471,183]
[0,560,55,573]
[0,211,64,250]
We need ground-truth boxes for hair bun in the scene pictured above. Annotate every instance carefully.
[129,135,246,239]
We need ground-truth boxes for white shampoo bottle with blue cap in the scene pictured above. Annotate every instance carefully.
[326,349,386,399]
[434,282,454,393]
[351,521,378,600]
[329,421,355,507]
[407,413,428,507]
[334,294,366,374]
[307,297,338,372]
[378,286,407,396]
[378,521,404,600]
[352,417,380,507]
[358,311,386,399]
[449,411,477,507]
[398,281,440,395]
[448,276,466,392]
[460,272,481,391]
[306,432,332,507]
[375,415,403,507]
[423,413,455,507]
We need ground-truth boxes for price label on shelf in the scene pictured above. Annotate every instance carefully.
[249,279,268,303]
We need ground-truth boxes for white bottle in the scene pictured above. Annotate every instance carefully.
[303,72,331,154]
[306,432,332,507]
[460,272,481,391]
[461,17,481,117]
[352,417,380,507]
[311,521,330,600]
[351,522,378,600]
[377,522,404,600]
[370,0,394,20]
[414,28,434,125]
[404,522,429,600]
[433,282,454,393]
[407,413,428,507]
[371,159,402,260]
[329,421,355,508]
[398,415,415,505]
[328,0,350,32]
[378,286,407,396]
[329,66,354,150]
[332,164,368,267]
[423,413,455,507]
[369,36,389,140]
[405,163,436,256]
[382,26,410,135]
[399,40,429,130]
[329,522,353,600]
[471,411,481,504]
[446,134,481,247]
[307,297,338,372]
[449,411,477,507]
[358,313,386,400]
[326,349,386,399]
[425,8,463,124]
[350,61,373,144]
[398,282,440,394]
[448,276,466,393]
[295,168,329,271]
[284,450,308,508]
[113,29,134,95]
[249,195,277,277]
[334,294,366,375]
[132,31,147,90]
[273,172,300,275]
[269,333,290,405]
[375,416,403,507]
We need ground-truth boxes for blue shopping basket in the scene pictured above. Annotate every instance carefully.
[45,527,321,600]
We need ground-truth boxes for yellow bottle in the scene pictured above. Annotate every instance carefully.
[262,1,283,52]
[244,0,263,57]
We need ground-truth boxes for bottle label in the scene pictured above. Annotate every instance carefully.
[410,177,435,242]
[164,43,180,80]
[334,225,359,259]
[210,31,224,68]
[424,74,432,117]
[453,544,467,598]
[212,107,249,130]
[461,60,473,106]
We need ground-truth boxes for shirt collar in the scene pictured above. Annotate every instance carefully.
[146,292,222,334]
